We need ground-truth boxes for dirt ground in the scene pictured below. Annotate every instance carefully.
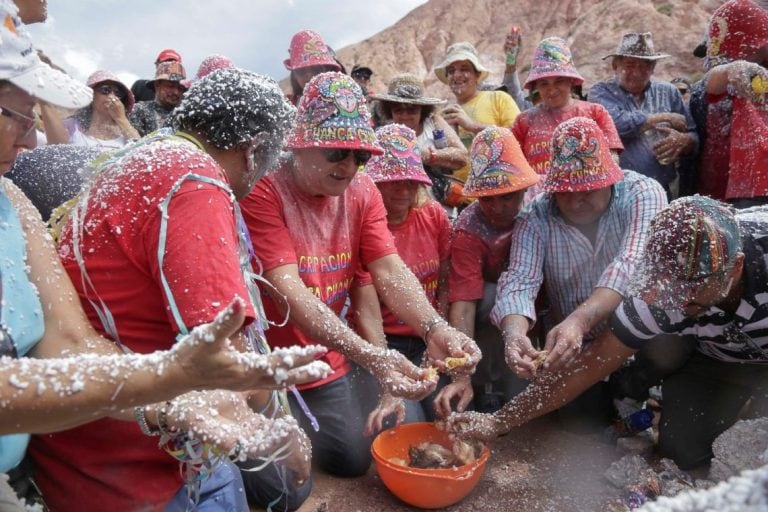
[288,415,625,512]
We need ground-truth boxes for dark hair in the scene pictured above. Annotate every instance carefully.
[379,101,434,124]
[171,68,295,168]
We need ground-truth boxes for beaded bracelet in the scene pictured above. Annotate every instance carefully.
[134,405,161,436]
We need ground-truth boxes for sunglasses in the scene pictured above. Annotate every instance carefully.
[0,105,36,138]
[95,84,127,101]
[323,148,371,166]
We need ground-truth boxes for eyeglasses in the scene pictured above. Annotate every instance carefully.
[0,105,36,139]
[323,148,371,166]
[95,84,127,101]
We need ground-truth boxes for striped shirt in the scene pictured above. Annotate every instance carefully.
[610,206,768,364]
[491,170,667,339]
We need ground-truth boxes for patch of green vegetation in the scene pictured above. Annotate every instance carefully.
[656,3,673,16]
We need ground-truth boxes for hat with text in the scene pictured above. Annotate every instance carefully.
[284,71,382,154]
[546,117,623,193]
[464,126,539,197]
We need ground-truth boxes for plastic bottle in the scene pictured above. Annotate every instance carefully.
[432,129,448,149]
[603,409,654,443]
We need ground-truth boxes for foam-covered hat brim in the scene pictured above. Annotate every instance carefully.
[9,63,91,109]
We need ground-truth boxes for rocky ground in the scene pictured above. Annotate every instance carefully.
[289,415,625,512]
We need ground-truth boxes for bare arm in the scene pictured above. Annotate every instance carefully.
[425,115,470,170]
[38,102,69,145]
[448,330,636,441]
[263,262,433,399]
[448,300,477,338]
[543,287,623,370]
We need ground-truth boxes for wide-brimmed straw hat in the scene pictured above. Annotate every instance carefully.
[602,32,670,61]
[370,73,446,106]
[434,42,490,84]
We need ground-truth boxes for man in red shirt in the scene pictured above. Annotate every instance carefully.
[30,68,301,511]
[240,72,481,479]
[438,126,540,414]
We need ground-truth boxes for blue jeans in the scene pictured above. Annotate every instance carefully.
[288,368,378,477]
[165,461,248,512]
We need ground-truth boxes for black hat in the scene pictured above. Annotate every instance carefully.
[351,64,373,78]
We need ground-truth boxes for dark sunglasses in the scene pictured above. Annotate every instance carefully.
[0,105,36,138]
[323,148,371,166]
[95,84,127,100]
[352,72,372,80]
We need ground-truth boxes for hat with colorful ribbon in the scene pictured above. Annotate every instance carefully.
[545,117,623,193]
[284,71,382,154]
[364,124,432,185]
[524,37,584,90]
[629,196,742,310]
[463,126,539,197]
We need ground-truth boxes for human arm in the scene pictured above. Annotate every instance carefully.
[441,103,488,135]
[37,102,69,144]
[448,300,477,339]
[263,263,434,399]
[705,60,768,99]
[422,114,469,170]
[501,28,533,111]
[446,329,636,441]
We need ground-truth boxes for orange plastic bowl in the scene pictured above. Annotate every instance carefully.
[371,422,490,509]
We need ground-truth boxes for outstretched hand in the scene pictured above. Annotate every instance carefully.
[172,298,332,392]
[364,393,406,436]
[444,410,506,443]
[425,322,481,378]
[372,348,437,400]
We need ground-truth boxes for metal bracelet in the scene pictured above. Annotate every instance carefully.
[422,317,447,341]
[134,405,161,436]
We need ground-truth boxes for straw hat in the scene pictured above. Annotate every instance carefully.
[602,33,670,61]
[370,73,446,106]
[434,42,490,84]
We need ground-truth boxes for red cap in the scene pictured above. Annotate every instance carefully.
[155,48,182,64]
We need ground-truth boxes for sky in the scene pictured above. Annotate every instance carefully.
[26,0,428,87]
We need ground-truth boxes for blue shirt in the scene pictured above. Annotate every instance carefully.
[0,180,45,472]
[588,78,698,187]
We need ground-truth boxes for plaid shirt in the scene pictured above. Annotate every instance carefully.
[491,170,667,339]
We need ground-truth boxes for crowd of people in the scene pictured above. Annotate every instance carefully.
[1,0,767,510]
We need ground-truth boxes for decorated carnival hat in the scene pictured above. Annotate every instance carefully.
[629,196,742,310]
[369,73,446,106]
[706,0,768,70]
[194,54,235,81]
[546,117,623,193]
[524,37,584,90]
[283,29,342,72]
[148,60,188,90]
[602,32,670,61]
[0,7,91,109]
[284,71,382,154]
[364,124,432,186]
[434,42,490,84]
[86,70,136,112]
[463,126,539,197]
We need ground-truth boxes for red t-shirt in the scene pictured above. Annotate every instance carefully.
[355,201,451,336]
[240,165,397,389]
[512,100,623,176]
[448,201,514,303]
[29,139,255,511]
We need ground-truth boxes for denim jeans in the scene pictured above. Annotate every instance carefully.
[165,460,248,511]
[288,368,378,477]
